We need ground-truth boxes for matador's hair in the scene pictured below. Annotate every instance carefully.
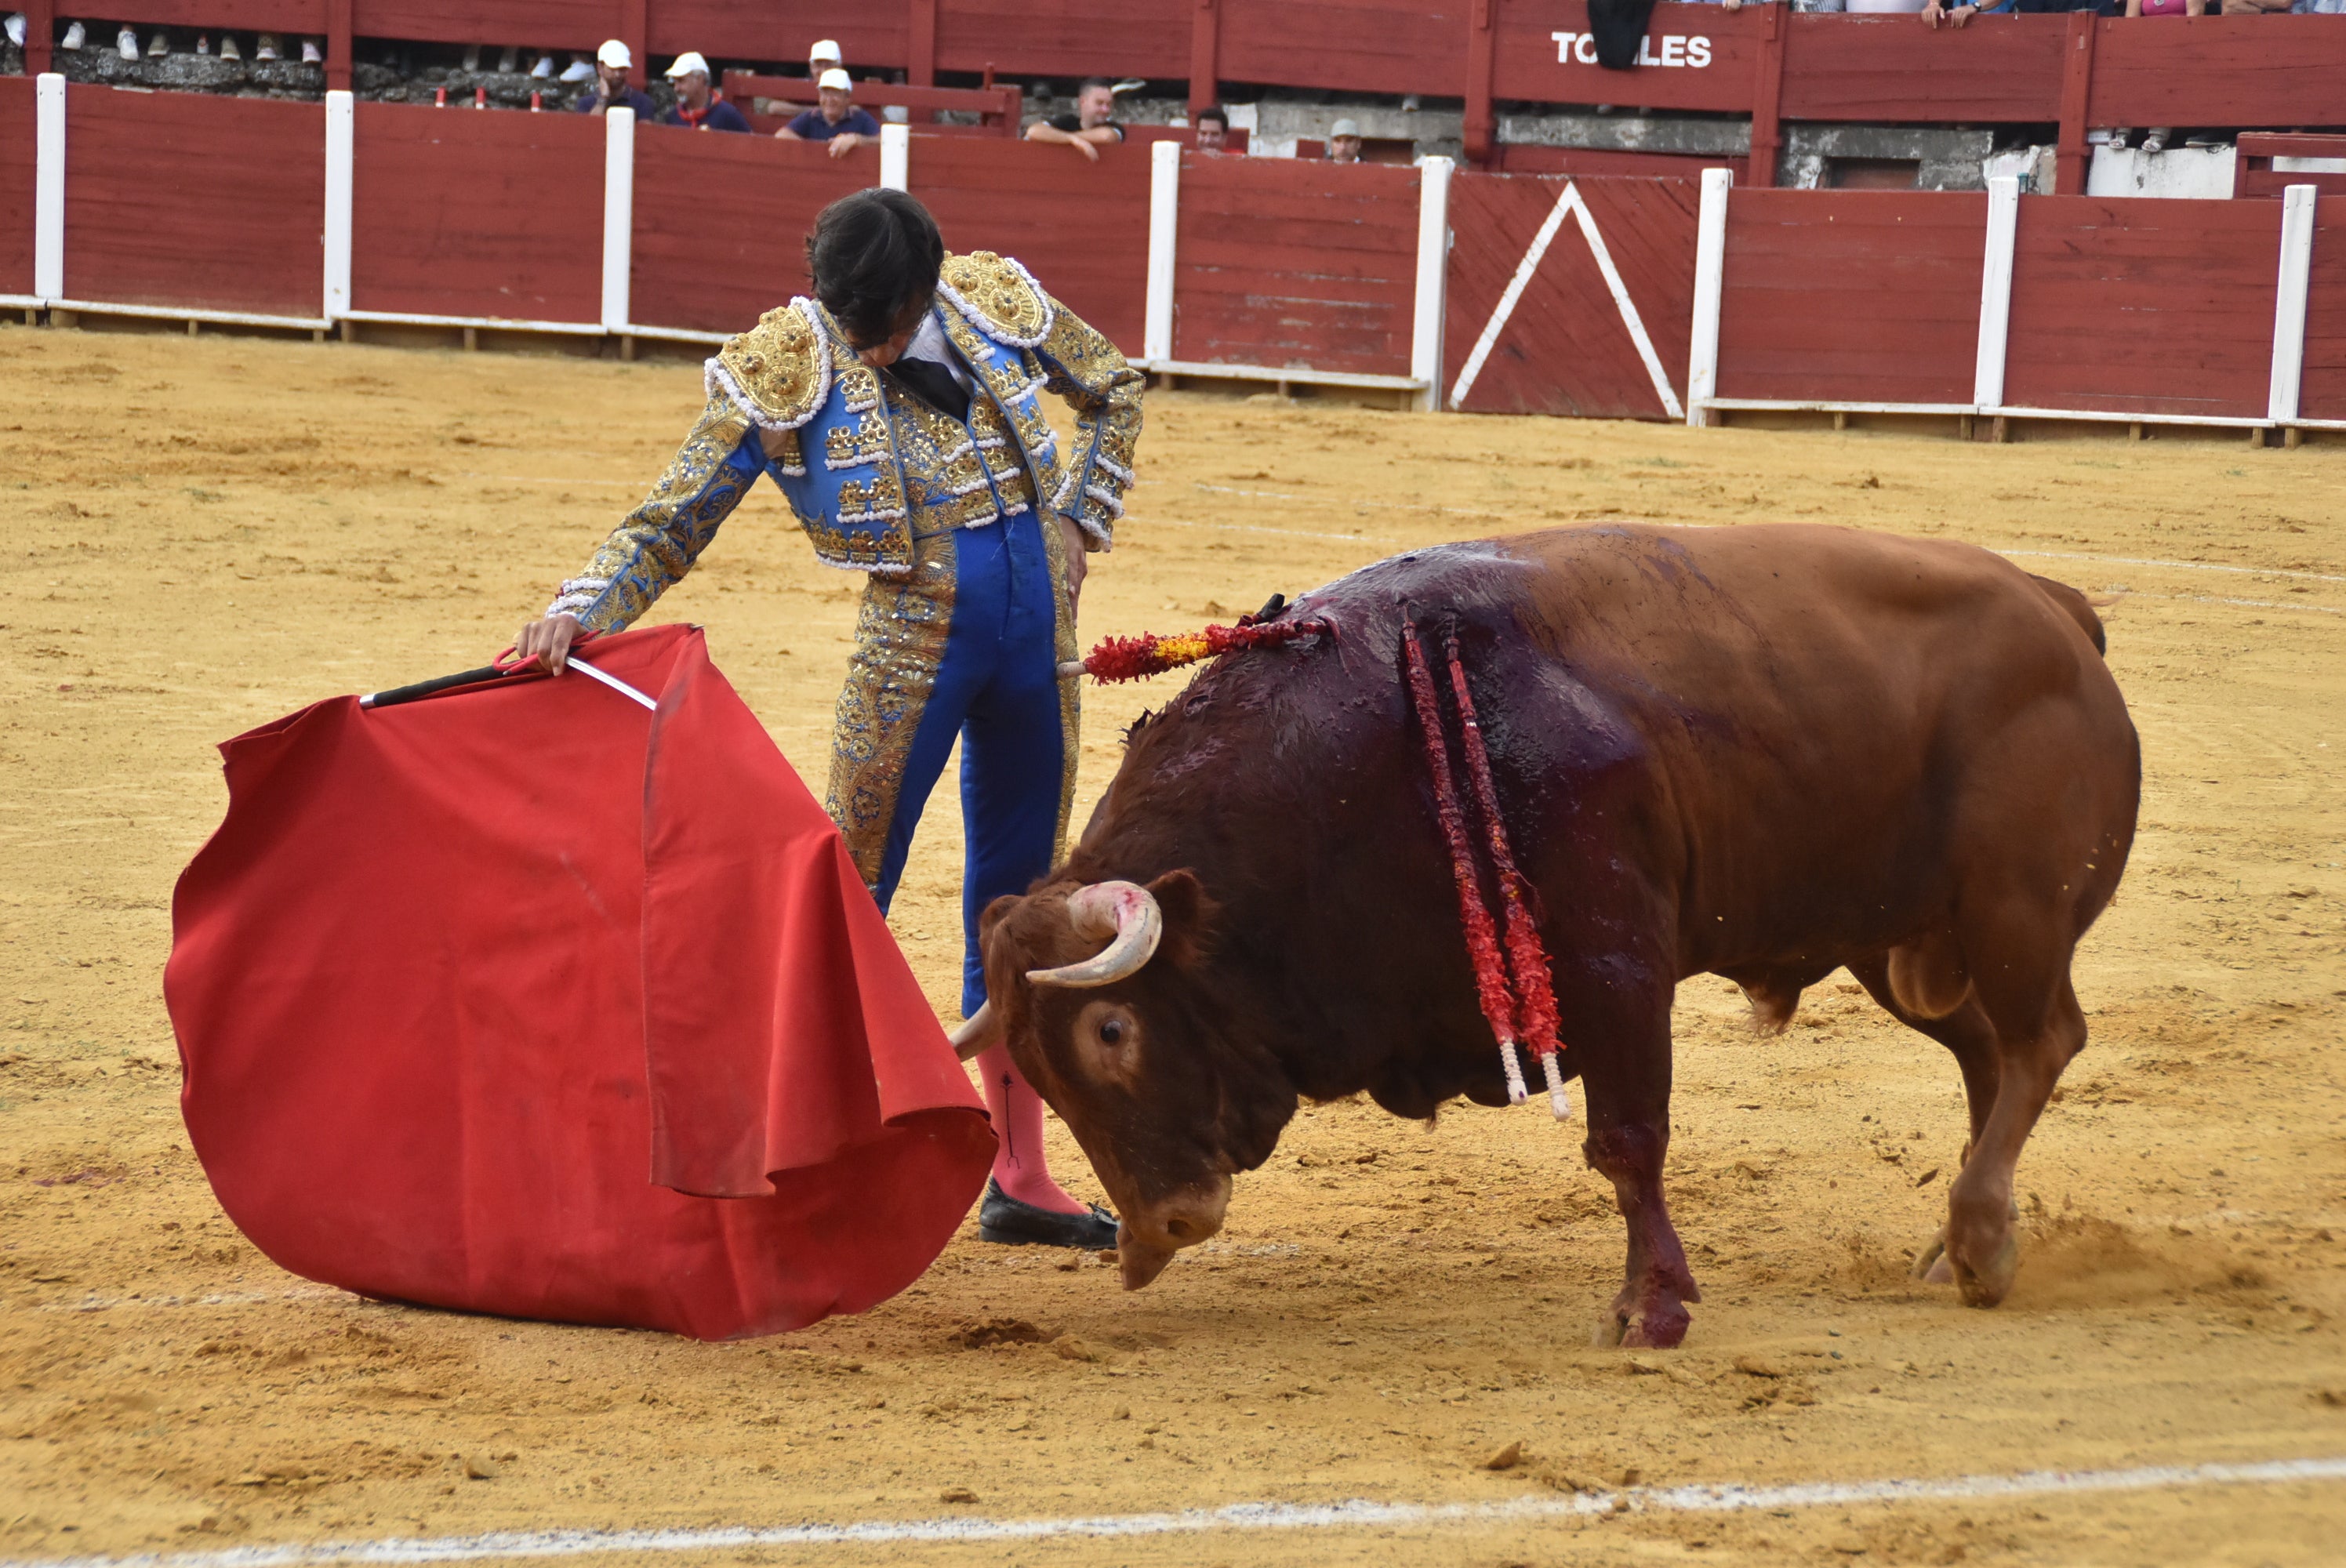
[804,188,944,350]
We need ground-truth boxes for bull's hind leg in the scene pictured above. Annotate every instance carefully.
[1941,971,2085,1306]
[1576,976,1699,1348]
[1846,952,2003,1284]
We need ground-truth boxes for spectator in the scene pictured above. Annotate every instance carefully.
[808,37,843,76]
[1026,76,1124,161]
[1921,0,2014,25]
[579,39,656,118]
[663,52,751,132]
[778,68,882,155]
[1193,105,1230,153]
[1327,118,1364,163]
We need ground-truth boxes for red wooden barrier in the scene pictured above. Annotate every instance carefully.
[0,78,34,299]
[629,131,872,338]
[937,0,1186,81]
[648,2,902,74]
[350,101,600,325]
[2088,16,2346,132]
[1444,172,1698,420]
[64,88,323,319]
[1220,0,1467,99]
[357,0,613,50]
[2235,136,2346,202]
[1782,13,2062,124]
[1493,2,1767,117]
[910,136,1150,356]
[2301,209,2346,427]
[1716,190,1985,408]
[2002,195,2275,422]
[86,0,325,30]
[1491,145,1745,183]
[1172,154,1418,379]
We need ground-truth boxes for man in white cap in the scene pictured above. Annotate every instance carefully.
[777,67,882,157]
[662,50,751,132]
[1326,118,1364,163]
[578,39,656,119]
[808,37,843,74]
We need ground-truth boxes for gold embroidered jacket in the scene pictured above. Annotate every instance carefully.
[547,252,1142,632]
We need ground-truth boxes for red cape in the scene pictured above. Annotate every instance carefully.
[165,624,994,1340]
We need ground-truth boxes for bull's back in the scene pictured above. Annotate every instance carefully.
[1494,524,2135,956]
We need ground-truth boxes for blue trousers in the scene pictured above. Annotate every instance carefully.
[849,512,1073,1017]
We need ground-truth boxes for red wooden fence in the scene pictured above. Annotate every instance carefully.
[0,78,34,299]
[1716,189,1985,409]
[64,89,322,318]
[1172,154,1420,379]
[350,100,601,325]
[2302,209,2346,427]
[912,136,1151,356]
[1444,173,1698,420]
[629,129,872,337]
[2002,196,2277,422]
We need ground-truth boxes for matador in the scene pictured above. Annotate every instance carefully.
[514,190,1142,1249]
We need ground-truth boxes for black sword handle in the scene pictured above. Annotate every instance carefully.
[358,663,517,710]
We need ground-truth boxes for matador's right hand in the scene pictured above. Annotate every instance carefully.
[513,612,582,674]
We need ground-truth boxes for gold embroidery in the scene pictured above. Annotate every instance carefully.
[547,394,758,633]
[826,533,958,889]
[823,411,892,471]
[709,301,826,430]
[939,251,1052,346]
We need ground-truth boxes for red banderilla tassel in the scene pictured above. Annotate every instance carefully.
[1443,626,1571,1120]
[1400,622,1527,1104]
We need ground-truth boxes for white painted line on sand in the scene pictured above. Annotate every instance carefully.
[30,1286,358,1314]
[7,1455,2341,1568]
[2120,590,2341,618]
[1988,549,2344,585]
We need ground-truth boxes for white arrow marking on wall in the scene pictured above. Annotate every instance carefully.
[1450,179,1684,421]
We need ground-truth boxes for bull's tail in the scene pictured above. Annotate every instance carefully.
[2028,573,2110,657]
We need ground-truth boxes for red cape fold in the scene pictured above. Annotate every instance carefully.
[164,624,994,1341]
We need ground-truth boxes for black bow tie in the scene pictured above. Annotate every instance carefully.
[887,357,971,423]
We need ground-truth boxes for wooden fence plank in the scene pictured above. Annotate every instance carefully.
[0,78,34,299]
[64,89,323,317]
[1715,189,1984,407]
[350,100,601,323]
[629,132,873,337]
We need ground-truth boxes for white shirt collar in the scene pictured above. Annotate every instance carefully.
[901,312,970,390]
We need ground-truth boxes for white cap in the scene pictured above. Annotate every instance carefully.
[595,38,630,70]
[817,67,852,93]
[1330,118,1362,139]
[664,50,709,79]
[808,38,842,64]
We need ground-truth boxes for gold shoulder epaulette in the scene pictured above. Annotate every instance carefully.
[938,251,1054,349]
[705,298,831,432]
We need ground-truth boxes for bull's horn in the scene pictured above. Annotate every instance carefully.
[948,1000,1001,1060]
[1026,880,1163,988]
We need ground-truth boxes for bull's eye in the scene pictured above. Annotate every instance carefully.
[1098,1018,1125,1046]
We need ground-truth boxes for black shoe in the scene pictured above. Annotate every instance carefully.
[978,1179,1120,1250]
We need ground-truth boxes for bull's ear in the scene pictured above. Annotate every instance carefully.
[975,891,1023,947]
[1144,869,1217,969]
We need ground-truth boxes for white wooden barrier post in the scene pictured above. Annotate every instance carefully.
[323,89,354,323]
[34,73,66,303]
[1144,139,1180,366]
[879,122,910,193]
[1684,166,1733,428]
[1973,175,2020,412]
[2268,183,2316,427]
[1409,156,1453,412]
[601,107,635,336]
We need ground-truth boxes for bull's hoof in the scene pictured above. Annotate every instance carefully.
[1910,1228,1949,1281]
[1952,1229,2021,1308]
[1591,1313,1628,1348]
[1621,1301,1691,1349]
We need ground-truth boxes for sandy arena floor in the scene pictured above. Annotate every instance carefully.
[2,321,2344,1568]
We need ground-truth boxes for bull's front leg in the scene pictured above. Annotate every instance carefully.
[1585,1119,1700,1348]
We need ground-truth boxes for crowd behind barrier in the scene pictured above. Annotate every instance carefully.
[3,78,2341,437]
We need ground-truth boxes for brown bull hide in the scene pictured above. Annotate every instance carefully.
[979,524,2140,1348]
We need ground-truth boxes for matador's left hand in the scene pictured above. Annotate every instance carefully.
[1057,513,1090,617]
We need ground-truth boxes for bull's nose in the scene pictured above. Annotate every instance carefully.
[1162,1212,1219,1246]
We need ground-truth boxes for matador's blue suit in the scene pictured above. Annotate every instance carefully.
[546,252,1143,1014]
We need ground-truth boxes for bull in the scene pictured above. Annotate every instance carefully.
[953,524,2139,1348]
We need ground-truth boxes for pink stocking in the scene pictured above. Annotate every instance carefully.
[976,1044,1088,1214]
